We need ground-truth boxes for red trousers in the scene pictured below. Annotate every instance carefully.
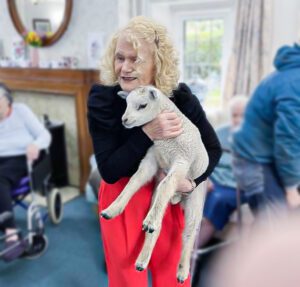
[99,178,191,287]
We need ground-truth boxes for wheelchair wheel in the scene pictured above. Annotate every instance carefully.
[47,188,63,224]
[23,234,48,260]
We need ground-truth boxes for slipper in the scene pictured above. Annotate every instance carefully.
[2,238,29,262]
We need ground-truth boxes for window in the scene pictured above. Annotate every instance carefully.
[184,18,224,108]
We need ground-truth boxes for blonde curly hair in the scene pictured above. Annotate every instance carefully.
[100,16,180,97]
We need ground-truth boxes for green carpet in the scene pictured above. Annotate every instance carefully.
[0,196,107,287]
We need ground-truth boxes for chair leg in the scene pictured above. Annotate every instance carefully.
[236,187,243,232]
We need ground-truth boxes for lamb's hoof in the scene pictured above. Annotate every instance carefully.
[142,224,148,231]
[177,265,188,284]
[135,263,145,272]
[142,224,154,233]
[148,227,154,233]
[142,217,158,233]
[100,212,111,220]
[177,277,185,284]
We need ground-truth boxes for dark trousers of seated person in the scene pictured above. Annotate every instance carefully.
[247,164,287,215]
[203,182,247,231]
[0,156,27,231]
[233,155,287,218]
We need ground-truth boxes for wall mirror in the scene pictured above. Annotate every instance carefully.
[8,0,73,47]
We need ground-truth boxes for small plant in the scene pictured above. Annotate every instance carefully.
[23,31,47,47]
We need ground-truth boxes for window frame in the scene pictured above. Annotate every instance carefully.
[183,17,225,87]
[174,8,234,108]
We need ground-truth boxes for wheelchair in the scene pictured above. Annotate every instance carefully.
[0,151,63,261]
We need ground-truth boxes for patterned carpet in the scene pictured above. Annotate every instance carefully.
[0,196,107,287]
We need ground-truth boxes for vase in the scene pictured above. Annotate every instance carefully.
[30,47,40,68]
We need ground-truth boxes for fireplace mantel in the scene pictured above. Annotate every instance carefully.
[0,68,100,192]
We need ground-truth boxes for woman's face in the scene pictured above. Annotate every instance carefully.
[230,102,246,128]
[114,34,155,92]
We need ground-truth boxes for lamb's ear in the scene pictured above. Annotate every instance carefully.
[118,91,129,99]
[149,89,158,100]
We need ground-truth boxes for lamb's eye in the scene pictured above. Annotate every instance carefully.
[137,103,148,110]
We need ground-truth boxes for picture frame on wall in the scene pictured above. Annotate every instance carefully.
[33,19,52,34]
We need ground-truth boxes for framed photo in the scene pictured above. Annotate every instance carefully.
[33,19,52,34]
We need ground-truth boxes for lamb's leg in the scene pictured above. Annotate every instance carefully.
[177,182,206,283]
[101,147,158,219]
[136,161,188,271]
[142,160,189,233]
[135,226,161,271]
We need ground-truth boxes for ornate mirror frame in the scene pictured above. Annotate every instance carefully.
[7,0,73,47]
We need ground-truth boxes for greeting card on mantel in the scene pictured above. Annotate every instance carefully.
[87,32,105,69]
[12,37,27,61]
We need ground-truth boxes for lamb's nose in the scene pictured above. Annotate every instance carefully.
[122,118,128,125]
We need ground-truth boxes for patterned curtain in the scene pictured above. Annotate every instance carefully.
[224,0,273,101]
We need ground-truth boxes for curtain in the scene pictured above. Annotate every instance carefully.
[224,0,273,101]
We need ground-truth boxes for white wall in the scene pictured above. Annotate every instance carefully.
[271,0,300,58]
[0,0,119,68]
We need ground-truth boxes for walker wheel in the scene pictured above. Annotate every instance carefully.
[47,188,63,224]
[23,234,48,259]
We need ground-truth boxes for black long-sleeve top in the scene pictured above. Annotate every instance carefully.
[87,83,221,186]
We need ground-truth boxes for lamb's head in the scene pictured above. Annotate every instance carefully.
[118,86,162,128]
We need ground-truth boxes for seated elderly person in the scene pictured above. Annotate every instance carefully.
[0,83,51,261]
[197,95,248,248]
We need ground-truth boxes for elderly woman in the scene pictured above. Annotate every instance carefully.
[197,95,248,248]
[87,16,221,287]
[0,83,51,261]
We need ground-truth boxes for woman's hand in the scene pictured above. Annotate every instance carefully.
[142,111,183,140]
[286,186,300,209]
[206,179,214,192]
[26,143,40,163]
[156,169,194,194]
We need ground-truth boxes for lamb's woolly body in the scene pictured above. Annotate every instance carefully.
[153,95,208,182]
[101,86,208,283]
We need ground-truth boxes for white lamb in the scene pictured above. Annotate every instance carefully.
[100,85,209,283]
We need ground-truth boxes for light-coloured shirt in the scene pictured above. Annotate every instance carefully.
[0,103,51,157]
[210,125,236,189]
